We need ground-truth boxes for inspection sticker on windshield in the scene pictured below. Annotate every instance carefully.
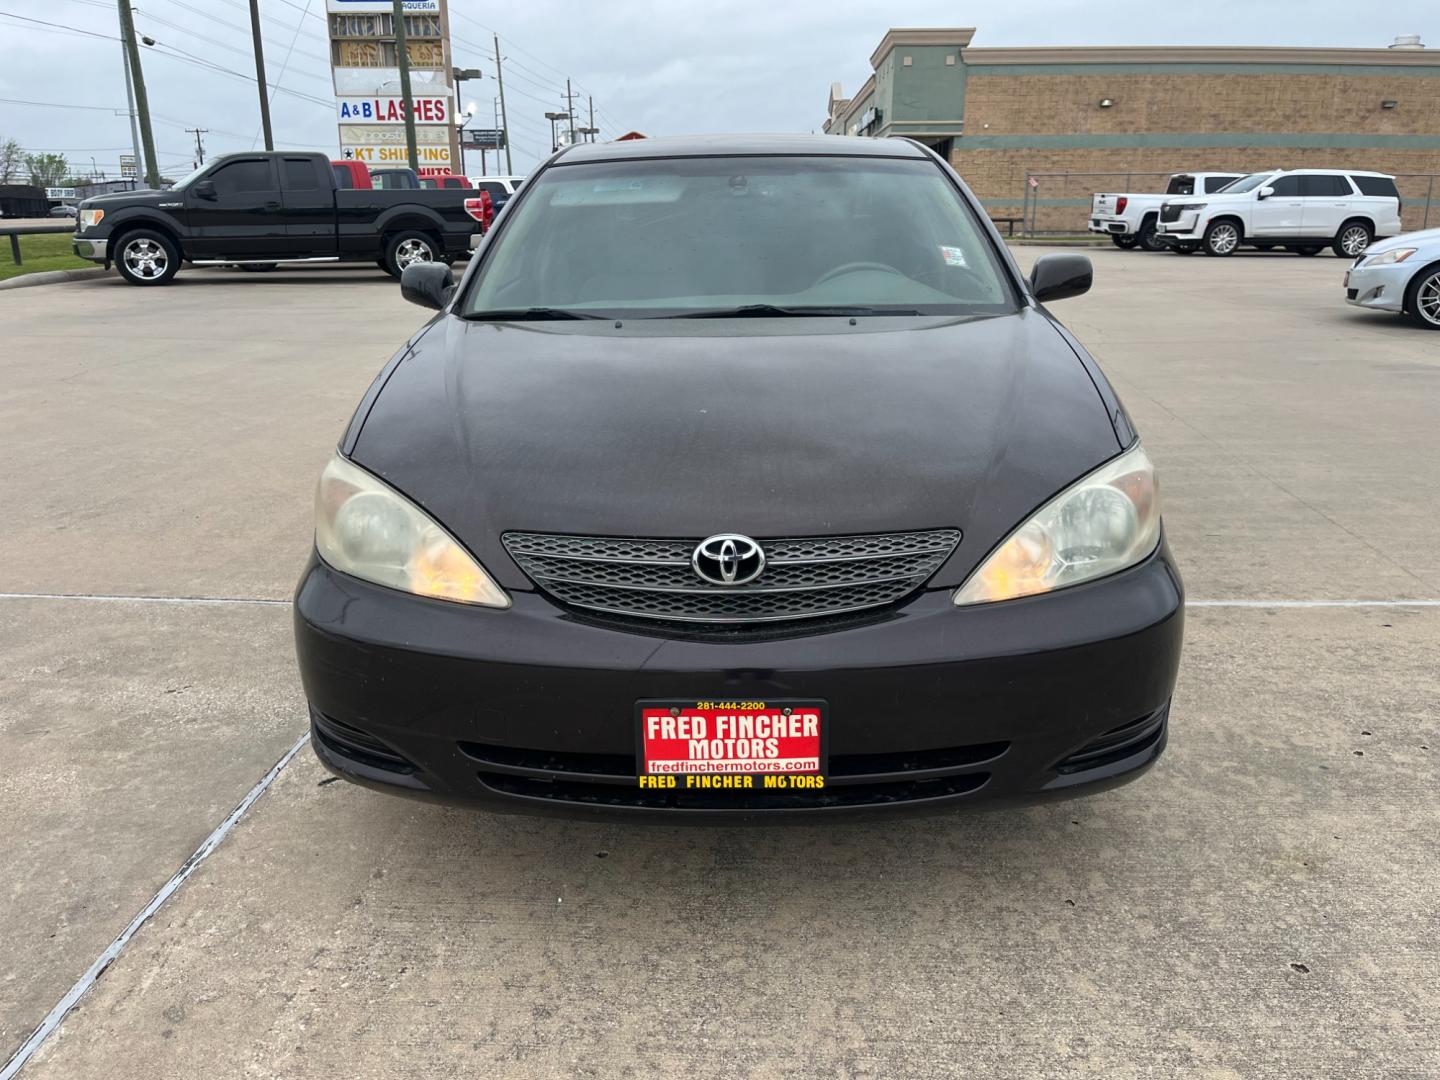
[940,245,968,267]
[636,700,827,791]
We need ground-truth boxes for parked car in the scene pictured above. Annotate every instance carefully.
[293,133,1183,819]
[466,175,524,212]
[48,204,79,218]
[71,151,481,284]
[1156,169,1403,257]
[419,174,473,190]
[1345,226,1440,330]
[1089,172,1245,250]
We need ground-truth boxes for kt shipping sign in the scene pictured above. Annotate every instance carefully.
[337,96,450,125]
[341,143,452,168]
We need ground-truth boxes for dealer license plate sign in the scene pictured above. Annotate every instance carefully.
[636,700,827,793]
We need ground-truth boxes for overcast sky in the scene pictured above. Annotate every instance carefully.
[1,0,1434,181]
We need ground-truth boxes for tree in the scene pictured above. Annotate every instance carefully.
[26,152,70,188]
[0,138,24,183]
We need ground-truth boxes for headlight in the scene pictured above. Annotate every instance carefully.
[953,443,1160,606]
[1366,247,1416,266]
[314,453,509,607]
[79,208,105,230]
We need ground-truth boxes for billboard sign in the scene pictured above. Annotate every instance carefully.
[461,129,507,150]
[339,123,448,147]
[46,187,77,199]
[326,0,438,11]
[340,143,452,169]
[119,154,138,179]
[337,95,450,124]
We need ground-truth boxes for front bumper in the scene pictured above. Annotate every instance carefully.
[72,236,107,262]
[1087,217,1132,236]
[1156,214,1203,240]
[1344,259,1410,313]
[294,540,1184,820]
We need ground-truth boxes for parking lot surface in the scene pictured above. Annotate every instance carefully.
[2,252,1436,1078]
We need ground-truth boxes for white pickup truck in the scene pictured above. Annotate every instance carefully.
[1088,172,1246,250]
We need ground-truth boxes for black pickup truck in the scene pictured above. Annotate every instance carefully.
[72,151,479,285]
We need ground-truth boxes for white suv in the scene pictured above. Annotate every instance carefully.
[1156,169,1403,257]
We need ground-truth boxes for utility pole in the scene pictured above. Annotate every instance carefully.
[114,12,142,179]
[588,94,595,141]
[565,79,577,146]
[186,127,208,168]
[393,0,419,173]
[247,0,274,150]
[116,0,160,187]
[493,34,512,175]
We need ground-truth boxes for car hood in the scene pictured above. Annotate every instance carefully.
[350,309,1124,591]
[1364,227,1440,256]
[80,188,168,210]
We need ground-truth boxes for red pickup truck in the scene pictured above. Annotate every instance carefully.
[332,160,492,229]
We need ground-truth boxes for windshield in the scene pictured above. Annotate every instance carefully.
[461,155,1016,318]
[1218,172,1275,195]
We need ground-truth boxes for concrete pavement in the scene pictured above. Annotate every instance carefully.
[1,252,1436,1078]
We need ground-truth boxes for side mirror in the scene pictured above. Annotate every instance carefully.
[1257,185,1275,200]
[401,262,455,310]
[193,180,217,201]
[1029,253,1092,303]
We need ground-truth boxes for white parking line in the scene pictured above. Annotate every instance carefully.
[0,732,311,1080]
[3,592,1440,609]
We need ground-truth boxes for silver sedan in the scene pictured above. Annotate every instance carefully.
[1345,227,1440,330]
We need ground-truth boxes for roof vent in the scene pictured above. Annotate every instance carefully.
[1388,34,1424,49]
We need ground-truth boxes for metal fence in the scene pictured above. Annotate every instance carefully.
[1017,171,1439,236]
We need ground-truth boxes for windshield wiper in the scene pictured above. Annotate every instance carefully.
[461,307,609,321]
[658,304,926,319]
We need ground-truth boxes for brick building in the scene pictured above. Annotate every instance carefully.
[823,29,1440,232]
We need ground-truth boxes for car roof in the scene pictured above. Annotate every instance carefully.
[1270,168,1395,177]
[554,133,930,164]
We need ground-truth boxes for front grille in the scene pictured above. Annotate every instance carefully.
[1159,204,1184,224]
[502,529,960,625]
[1346,288,1358,300]
[459,738,1005,810]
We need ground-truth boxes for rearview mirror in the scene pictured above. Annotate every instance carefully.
[193,180,217,201]
[1029,254,1092,303]
[1257,185,1275,200]
[401,262,455,310]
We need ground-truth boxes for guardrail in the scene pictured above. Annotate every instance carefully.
[1,222,78,266]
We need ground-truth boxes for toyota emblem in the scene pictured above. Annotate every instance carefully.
[692,534,765,586]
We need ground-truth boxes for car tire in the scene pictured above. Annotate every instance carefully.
[1333,220,1373,259]
[1202,219,1241,256]
[1137,217,1165,252]
[1289,246,1323,257]
[114,228,181,286]
[1111,234,1140,250]
[382,230,438,278]
[1403,263,1440,331]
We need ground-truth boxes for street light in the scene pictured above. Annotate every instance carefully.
[577,126,599,143]
[545,111,572,152]
[452,68,483,177]
[456,105,475,176]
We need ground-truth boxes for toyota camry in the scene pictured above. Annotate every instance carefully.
[293,134,1183,819]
